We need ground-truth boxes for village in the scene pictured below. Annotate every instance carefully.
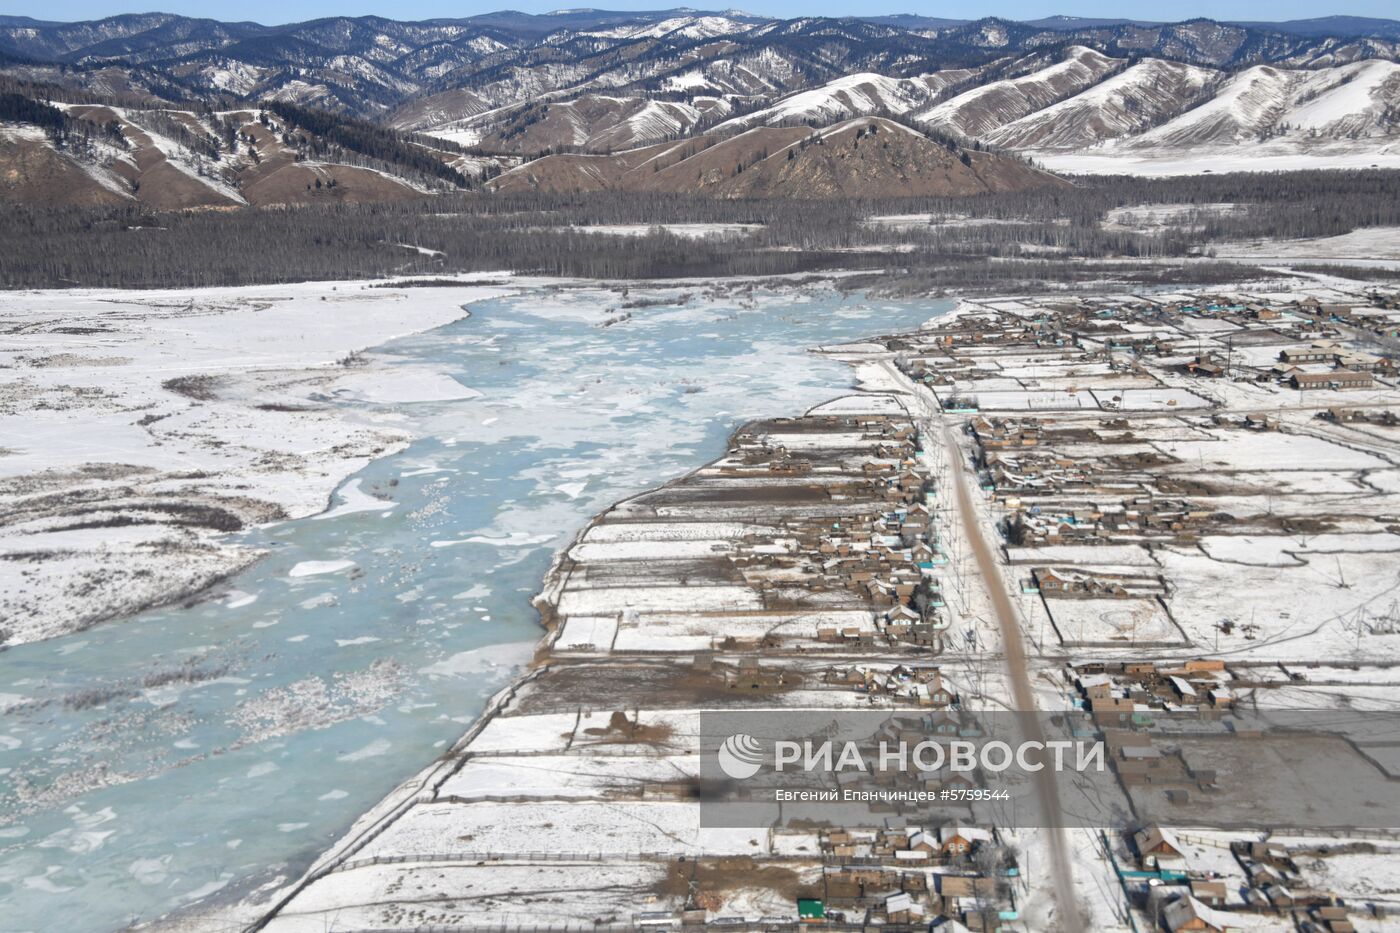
[881,282,1400,932]
[248,280,1400,933]
[888,285,1400,663]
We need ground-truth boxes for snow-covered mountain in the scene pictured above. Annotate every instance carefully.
[579,14,753,41]
[912,47,1122,138]
[1028,58,1400,174]
[3,11,1400,181]
[709,70,980,134]
[980,58,1220,150]
[1119,60,1400,148]
[4,11,1400,119]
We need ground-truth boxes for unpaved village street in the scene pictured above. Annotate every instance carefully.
[892,353,1085,932]
[941,417,1085,933]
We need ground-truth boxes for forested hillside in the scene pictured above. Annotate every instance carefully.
[0,90,499,209]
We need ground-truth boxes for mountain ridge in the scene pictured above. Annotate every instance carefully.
[3,10,1399,122]
[2,10,1399,191]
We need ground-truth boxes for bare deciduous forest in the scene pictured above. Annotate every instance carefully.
[3,170,1397,289]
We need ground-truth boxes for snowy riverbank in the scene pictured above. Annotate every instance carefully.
[0,278,514,646]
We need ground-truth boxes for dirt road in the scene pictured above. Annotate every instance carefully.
[940,417,1085,933]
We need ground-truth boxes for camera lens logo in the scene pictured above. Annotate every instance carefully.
[716,733,765,780]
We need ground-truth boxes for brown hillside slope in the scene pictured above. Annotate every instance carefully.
[639,126,812,193]
[240,161,427,207]
[488,140,678,194]
[491,117,1066,198]
[711,118,1063,198]
[5,96,470,210]
[0,126,131,207]
[66,104,243,210]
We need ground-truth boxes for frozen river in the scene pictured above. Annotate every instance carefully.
[0,283,950,932]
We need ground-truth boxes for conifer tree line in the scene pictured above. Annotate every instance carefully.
[262,101,471,188]
[0,87,127,155]
[0,92,67,134]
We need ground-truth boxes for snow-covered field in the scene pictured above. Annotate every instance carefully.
[1214,226,1400,263]
[1038,140,1400,176]
[0,279,513,645]
[1045,597,1184,646]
